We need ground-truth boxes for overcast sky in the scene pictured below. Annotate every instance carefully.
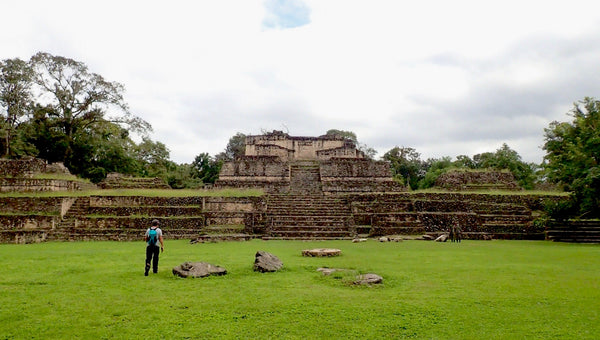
[2,0,600,164]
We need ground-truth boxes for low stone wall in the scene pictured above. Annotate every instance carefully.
[348,192,564,239]
[0,192,568,243]
[0,197,63,214]
[0,158,47,177]
[435,170,521,191]
[99,174,170,189]
[0,215,58,243]
[0,178,93,192]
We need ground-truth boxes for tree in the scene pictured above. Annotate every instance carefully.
[543,97,600,217]
[382,146,424,189]
[191,152,221,184]
[325,129,358,144]
[0,58,34,157]
[325,129,377,159]
[419,156,454,189]
[29,52,151,167]
[215,132,246,162]
[134,137,171,178]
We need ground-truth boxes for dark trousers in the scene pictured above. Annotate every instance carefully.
[145,245,160,274]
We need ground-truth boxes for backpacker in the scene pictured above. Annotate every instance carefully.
[147,228,158,246]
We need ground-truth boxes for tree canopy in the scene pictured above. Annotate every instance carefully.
[543,97,600,217]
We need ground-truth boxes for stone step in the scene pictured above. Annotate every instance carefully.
[270,225,350,232]
[267,230,354,238]
[262,236,354,240]
[269,215,347,222]
[267,209,348,216]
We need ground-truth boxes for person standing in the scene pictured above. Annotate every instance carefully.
[144,219,164,276]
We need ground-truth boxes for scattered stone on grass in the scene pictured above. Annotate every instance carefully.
[435,234,449,242]
[317,267,350,276]
[421,234,435,240]
[353,273,383,285]
[302,248,341,257]
[254,251,283,272]
[172,262,227,278]
[378,236,390,242]
[352,238,368,243]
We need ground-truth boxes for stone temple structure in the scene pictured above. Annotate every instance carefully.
[215,131,404,194]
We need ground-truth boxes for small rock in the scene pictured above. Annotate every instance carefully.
[254,251,283,272]
[302,248,341,257]
[352,238,368,243]
[435,234,448,242]
[389,237,403,242]
[378,237,390,242]
[422,234,434,240]
[172,262,227,278]
[317,267,345,276]
[353,273,383,285]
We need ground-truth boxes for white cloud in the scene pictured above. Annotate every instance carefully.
[2,0,600,164]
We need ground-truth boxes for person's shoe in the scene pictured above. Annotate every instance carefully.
[144,271,149,276]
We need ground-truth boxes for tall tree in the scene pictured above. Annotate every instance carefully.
[134,137,171,178]
[216,132,246,162]
[0,58,34,157]
[191,152,221,184]
[382,146,424,189]
[29,52,151,166]
[543,97,600,217]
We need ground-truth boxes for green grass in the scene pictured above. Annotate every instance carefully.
[0,240,598,339]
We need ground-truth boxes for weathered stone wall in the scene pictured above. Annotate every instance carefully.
[218,156,289,177]
[435,170,520,191]
[216,156,290,193]
[320,159,392,177]
[320,159,405,194]
[0,197,63,214]
[0,158,47,177]
[348,192,565,239]
[0,215,57,243]
[99,173,171,189]
[0,178,94,192]
[244,133,364,161]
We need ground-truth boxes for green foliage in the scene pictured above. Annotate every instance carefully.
[0,58,34,158]
[215,132,246,162]
[543,97,600,217]
[383,146,424,190]
[385,144,539,190]
[0,240,598,339]
[191,152,222,184]
[418,157,454,189]
[326,129,376,159]
[473,143,538,189]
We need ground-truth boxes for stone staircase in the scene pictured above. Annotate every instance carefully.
[264,194,355,240]
[546,220,600,243]
[289,161,322,194]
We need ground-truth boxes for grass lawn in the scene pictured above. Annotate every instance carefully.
[0,240,598,339]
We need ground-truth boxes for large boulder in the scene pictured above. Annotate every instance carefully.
[172,262,227,278]
[253,251,283,272]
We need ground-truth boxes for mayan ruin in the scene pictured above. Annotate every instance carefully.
[1,132,589,244]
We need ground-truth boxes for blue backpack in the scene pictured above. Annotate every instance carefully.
[147,228,158,246]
